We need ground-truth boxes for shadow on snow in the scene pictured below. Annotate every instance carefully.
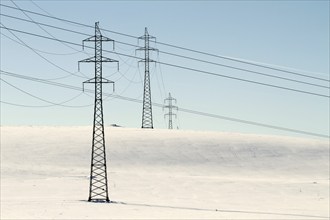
[110,200,328,219]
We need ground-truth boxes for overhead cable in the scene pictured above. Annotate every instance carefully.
[1,12,328,89]
[1,26,328,98]
[1,70,329,139]
[1,3,328,81]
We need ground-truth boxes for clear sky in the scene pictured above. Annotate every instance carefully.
[1,0,329,139]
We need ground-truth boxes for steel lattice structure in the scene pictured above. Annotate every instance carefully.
[164,93,178,129]
[78,22,118,203]
[136,28,158,129]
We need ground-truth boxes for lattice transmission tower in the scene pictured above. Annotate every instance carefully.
[136,28,158,129]
[164,93,178,129]
[78,22,118,203]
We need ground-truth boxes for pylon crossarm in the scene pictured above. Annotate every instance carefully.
[149,48,159,52]
[136,47,145,52]
[100,77,114,84]
[82,36,96,49]
[78,57,96,71]
[100,36,114,42]
[82,78,95,92]
[80,57,96,63]
[165,98,177,102]
[83,78,97,84]
[101,57,118,63]
[83,36,96,42]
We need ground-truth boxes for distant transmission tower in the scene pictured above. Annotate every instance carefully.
[136,27,158,129]
[78,22,118,203]
[164,93,178,129]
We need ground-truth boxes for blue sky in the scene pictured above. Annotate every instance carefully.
[1,0,329,139]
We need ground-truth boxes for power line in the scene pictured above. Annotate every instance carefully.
[0,3,137,38]
[0,77,92,108]
[1,12,329,89]
[1,70,329,139]
[177,108,330,139]
[0,13,90,37]
[0,100,55,108]
[29,0,53,16]
[9,0,82,53]
[155,41,330,82]
[0,26,83,47]
[1,26,328,98]
[0,22,87,80]
[157,61,330,98]
[0,95,91,108]
[157,50,329,89]
[156,57,167,96]
[1,3,328,82]
[1,31,81,56]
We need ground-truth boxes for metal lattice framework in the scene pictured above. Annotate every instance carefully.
[136,28,158,129]
[164,93,178,129]
[78,22,118,203]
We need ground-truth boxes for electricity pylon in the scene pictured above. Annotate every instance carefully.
[164,93,178,129]
[78,22,118,203]
[136,27,158,129]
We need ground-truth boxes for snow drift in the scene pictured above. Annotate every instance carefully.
[1,126,329,219]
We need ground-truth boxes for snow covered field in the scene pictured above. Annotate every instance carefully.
[1,126,329,219]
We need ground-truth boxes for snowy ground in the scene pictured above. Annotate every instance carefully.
[1,126,329,219]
